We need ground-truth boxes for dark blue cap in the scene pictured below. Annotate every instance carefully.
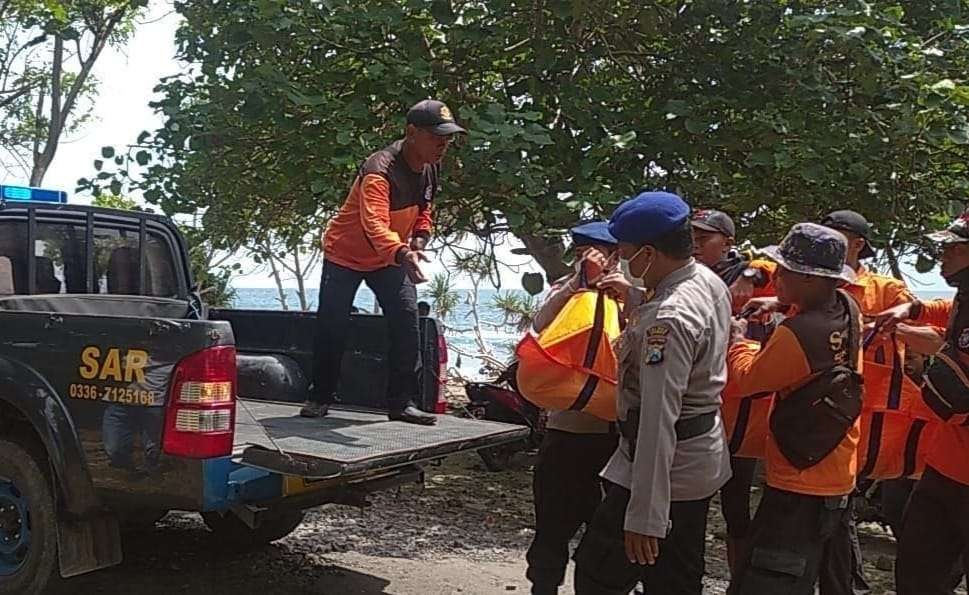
[570,221,617,247]
[608,191,691,245]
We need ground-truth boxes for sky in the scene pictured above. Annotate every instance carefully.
[3,6,953,295]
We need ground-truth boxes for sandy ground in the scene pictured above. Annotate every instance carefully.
[52,448,935,595]
[48,384,963,595]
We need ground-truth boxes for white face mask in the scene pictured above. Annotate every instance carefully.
[619,259,642,287]
[620,246,651,288]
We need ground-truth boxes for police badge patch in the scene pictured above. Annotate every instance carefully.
[959,328,969,350]
[645,325,670,365]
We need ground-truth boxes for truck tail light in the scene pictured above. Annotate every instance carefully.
[163,346,237,458]
[435,334,448,414]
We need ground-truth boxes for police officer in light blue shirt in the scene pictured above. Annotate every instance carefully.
[573,191,733,595]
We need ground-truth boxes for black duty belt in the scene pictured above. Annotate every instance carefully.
[618,409,717,459]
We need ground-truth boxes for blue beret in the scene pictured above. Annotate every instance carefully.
[569,221,617,247]
[608,191,691,244]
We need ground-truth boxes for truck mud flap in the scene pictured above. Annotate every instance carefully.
[233,400,530,479]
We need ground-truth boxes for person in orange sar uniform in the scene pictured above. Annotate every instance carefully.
[875,212,969,595]
[726,223,863,595]
[816,210,921,593]
[301,99,466,425]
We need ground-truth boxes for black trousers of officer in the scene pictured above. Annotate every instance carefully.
[573,483,712,595]
[309,259,421,411]
[729,486,853,595]
[896,467,969,594]
[721,456,757,539]
[526,429,618,594]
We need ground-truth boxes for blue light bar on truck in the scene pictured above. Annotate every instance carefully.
[0,184,68,203]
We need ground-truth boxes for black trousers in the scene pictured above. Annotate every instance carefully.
[526,429,618,594]
[721,456,757,538]
[896,467,969,595]
[309,259,420,410]
[729,486,852,595]
[573,484,712,595]
[879,477,916,537]
[847,506,870,594]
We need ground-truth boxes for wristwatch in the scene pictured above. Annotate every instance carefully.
[741,267,765,287]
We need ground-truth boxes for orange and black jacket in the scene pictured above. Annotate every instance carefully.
[745,263,942,479]
[728,294,863,496]
[909,297,969,486]
[323,140,437,272]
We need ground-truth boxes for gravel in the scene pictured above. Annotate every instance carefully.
[52,387,959,594]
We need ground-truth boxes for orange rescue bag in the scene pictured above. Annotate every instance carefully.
[858,350,940,480]
[515,290,620,421]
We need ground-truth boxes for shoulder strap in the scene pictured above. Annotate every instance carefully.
[837,290,861,370]
[582,290,606,369]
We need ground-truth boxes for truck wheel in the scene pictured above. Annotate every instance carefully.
[0,439,58,595]
[201,509,304,548]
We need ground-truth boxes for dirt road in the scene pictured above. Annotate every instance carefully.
[54,452,928,594]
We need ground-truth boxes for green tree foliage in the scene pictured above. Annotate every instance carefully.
[0,0,146,184]
[82,0,969,280]
[427,272,460,322]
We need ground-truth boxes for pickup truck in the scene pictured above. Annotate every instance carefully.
[0,197,527,593]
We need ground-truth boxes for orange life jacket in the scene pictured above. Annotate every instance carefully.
[515,290,621,421]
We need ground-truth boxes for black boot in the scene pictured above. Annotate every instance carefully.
[388,404,437,425]
[299,401,330,418]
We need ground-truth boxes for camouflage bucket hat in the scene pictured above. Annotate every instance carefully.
[926,213,969,245]
[762,222,856,284]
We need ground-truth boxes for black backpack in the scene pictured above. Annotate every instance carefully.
[769,292,864,470]
[923,347,969,421]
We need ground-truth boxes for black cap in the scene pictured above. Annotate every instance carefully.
[691,208,736,237]
[821,210,876,259]
[406,100,466,136]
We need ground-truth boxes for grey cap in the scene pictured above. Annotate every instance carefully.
[762,222,856,284]
[691,208,736,237]
[406,99,467,136]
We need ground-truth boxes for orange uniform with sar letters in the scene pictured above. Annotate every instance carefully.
[741,261,937,479]
[728,296,863,496]
[323,140,436,272]
[908,298,969,486]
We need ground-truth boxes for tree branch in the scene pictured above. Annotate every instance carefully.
[0,84,32,109]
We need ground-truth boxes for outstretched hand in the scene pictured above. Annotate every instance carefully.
[401,250,430,284]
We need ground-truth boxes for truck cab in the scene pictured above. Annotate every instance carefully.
[0,194,525,594]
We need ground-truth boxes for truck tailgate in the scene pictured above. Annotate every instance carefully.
[233,400,529,479]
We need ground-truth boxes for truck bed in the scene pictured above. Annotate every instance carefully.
[233,400,528,479]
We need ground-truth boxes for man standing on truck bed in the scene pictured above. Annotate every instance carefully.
[301,99,466,425]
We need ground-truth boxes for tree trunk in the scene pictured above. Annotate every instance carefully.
[266,253,288,311]
[30,78,48,184]
[29,7,127,186]
[516,232,571,282]
[292,250,309,311]
[29,34,63,186]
